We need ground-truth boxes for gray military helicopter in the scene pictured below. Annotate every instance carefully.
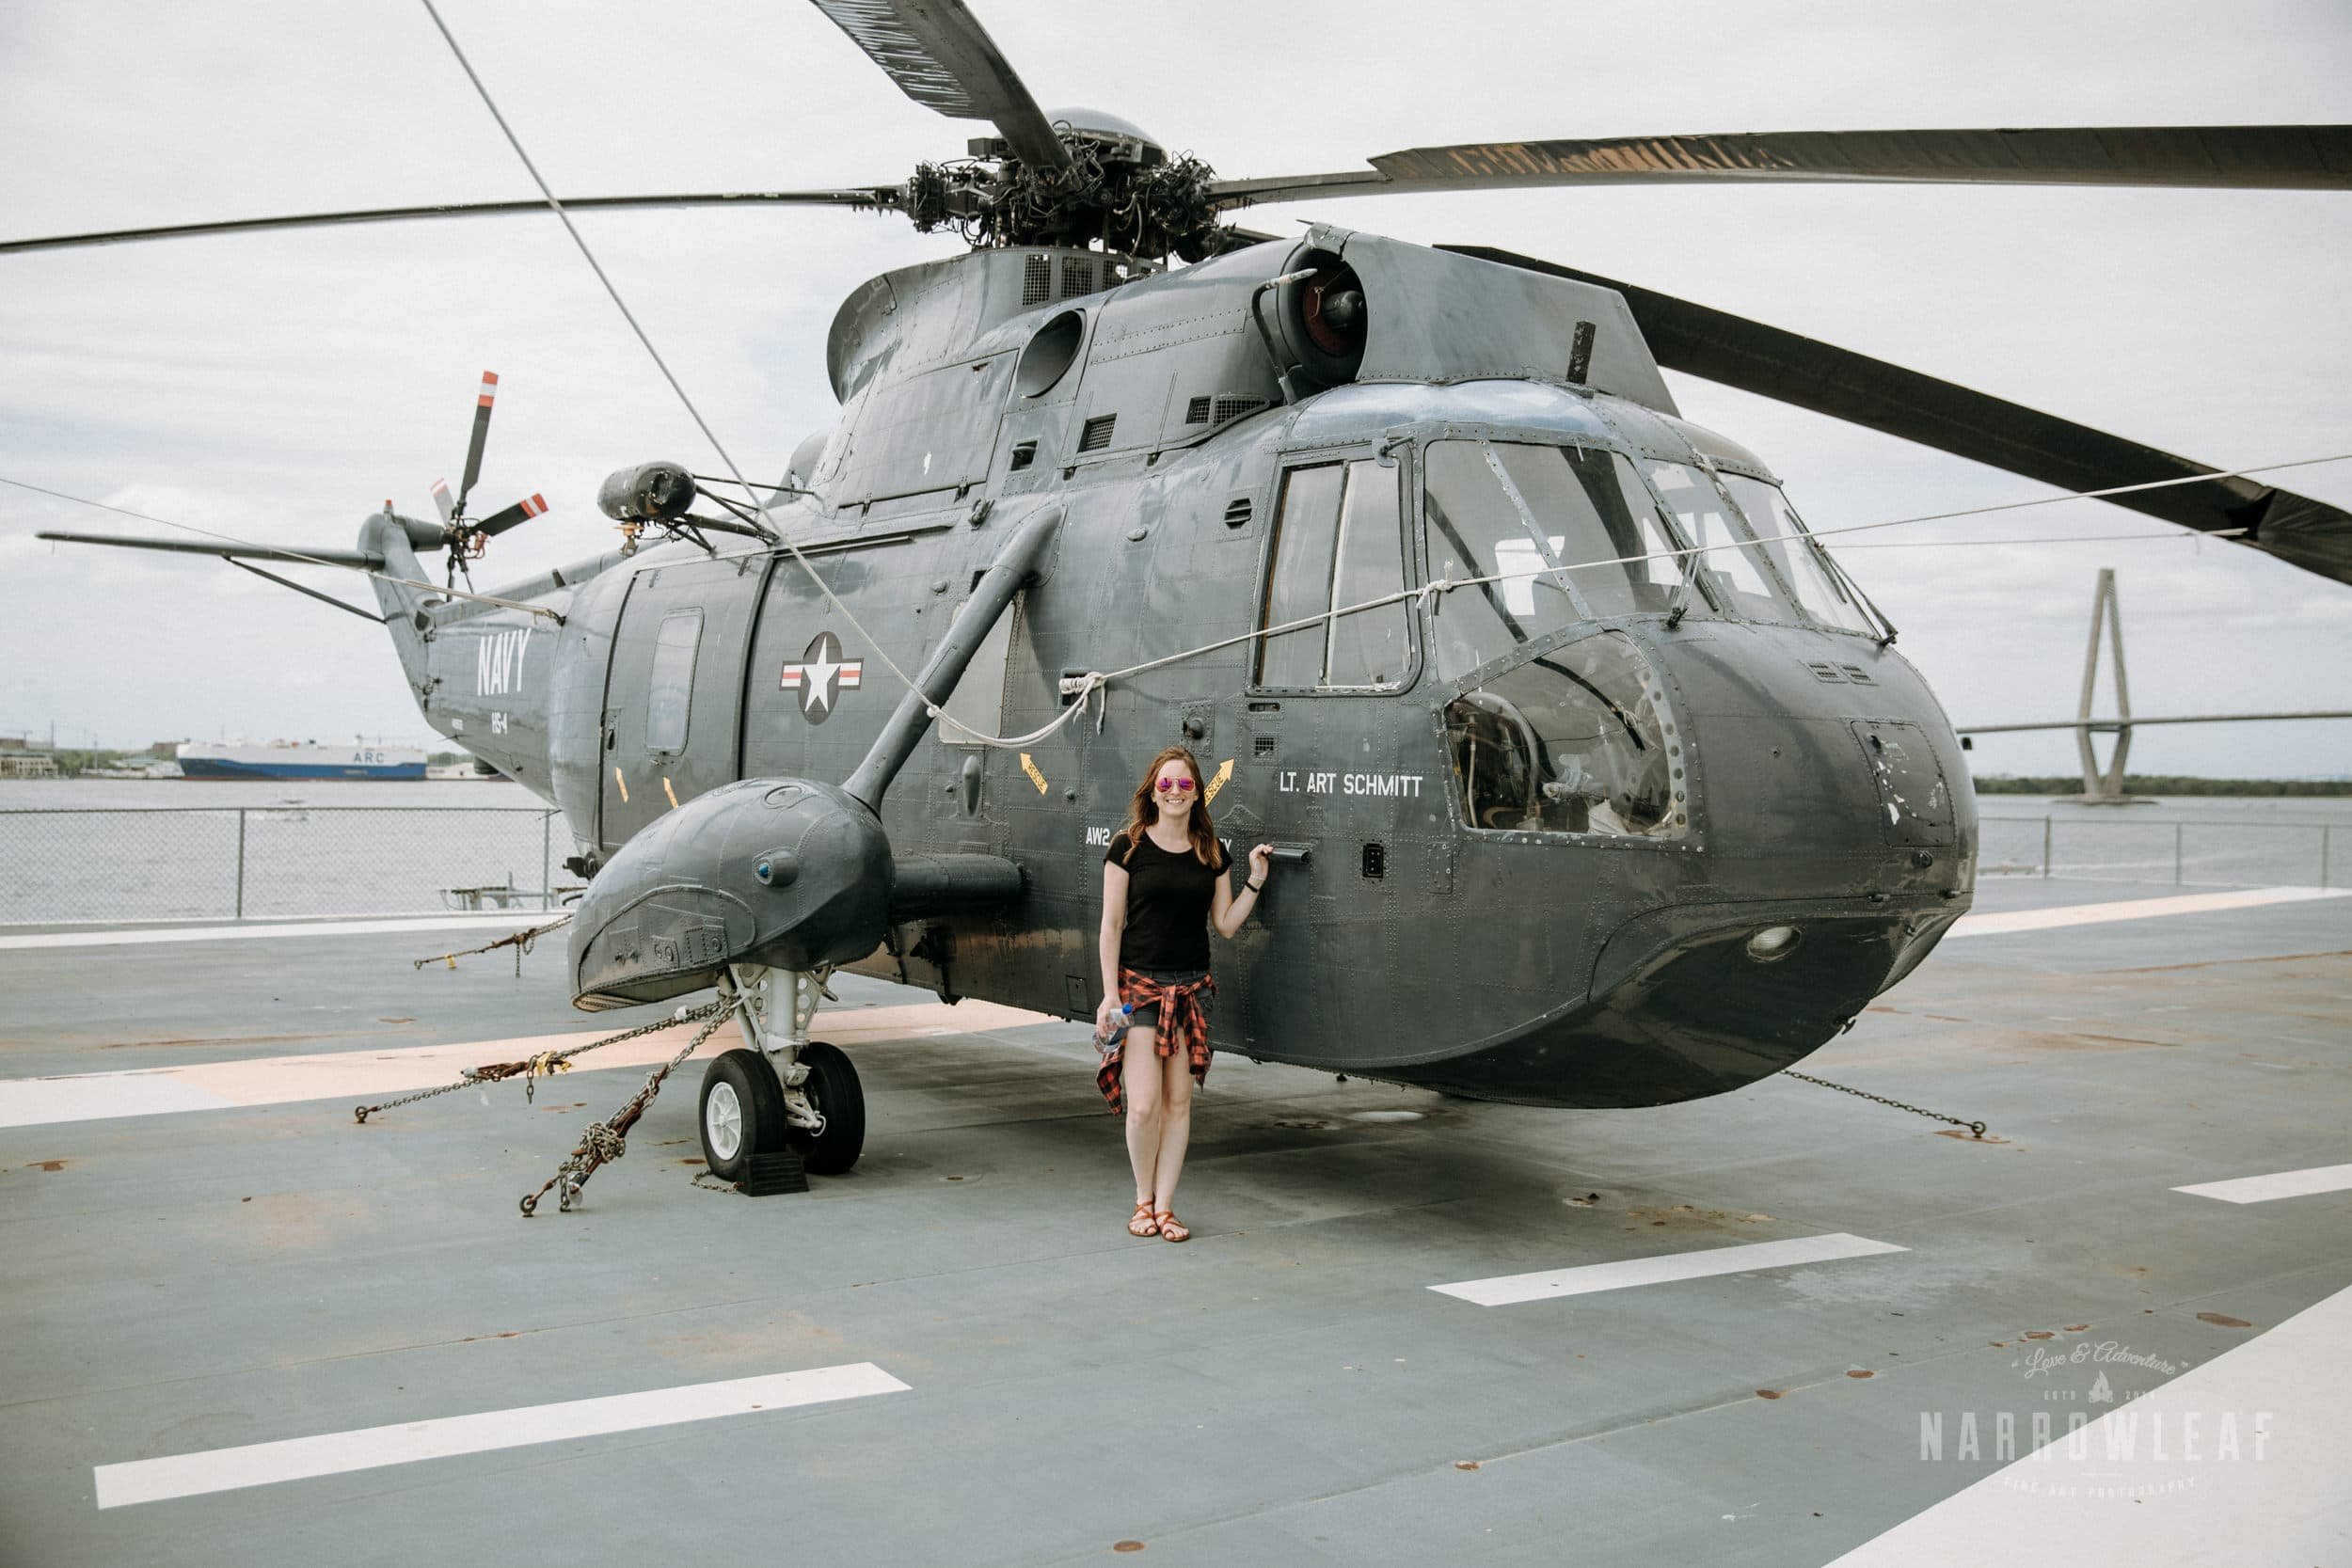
[24,1,2352,1185]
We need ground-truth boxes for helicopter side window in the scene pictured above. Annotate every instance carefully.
[1255,460,1411,689]
[644,610,702,755]
[1640,460,1800,624]
[1441,631,1685,840]
[1717,474,1880,637]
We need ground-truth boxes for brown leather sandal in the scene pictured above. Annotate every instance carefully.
[1154,1210,1190,1243]
[1128,1200,1160,1238]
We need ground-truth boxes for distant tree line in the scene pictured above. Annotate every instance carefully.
[1974,775,2352,798]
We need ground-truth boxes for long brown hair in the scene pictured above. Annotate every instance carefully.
[1118,745,1219,866]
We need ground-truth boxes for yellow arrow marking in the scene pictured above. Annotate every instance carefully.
[662,776,679,810]
[1204,757,1234,804]
[1019,752,1049,794]
[612,767,628,804]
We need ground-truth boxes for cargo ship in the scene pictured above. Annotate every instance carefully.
[175,739,427,781]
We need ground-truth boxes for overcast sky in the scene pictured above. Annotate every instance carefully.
[2,0,2347,778]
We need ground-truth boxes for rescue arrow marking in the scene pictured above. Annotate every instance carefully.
[1204,757,1234,805]
[1019,752,1048,794]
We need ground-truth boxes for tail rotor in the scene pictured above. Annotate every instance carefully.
[425,370,547,587]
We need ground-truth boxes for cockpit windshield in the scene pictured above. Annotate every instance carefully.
[1716,474,1880,637]
[1422,440,1687,683]
[1639,460,1796,623]
[1639,460,1880,637]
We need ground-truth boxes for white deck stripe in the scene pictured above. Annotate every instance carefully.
[1431,1232,1907,1307]
[1947,885,2348,939]
[2173,1162,2352,1204]
[0,998,1051,1131]
[0,913,539,952]
[1822,1281,2352,1565]
[94,1362,908,1508]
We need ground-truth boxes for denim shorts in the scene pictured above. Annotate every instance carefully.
[1128,966,1212,1032]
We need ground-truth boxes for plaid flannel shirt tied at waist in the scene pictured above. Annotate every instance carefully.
[1094,967,1216,1117]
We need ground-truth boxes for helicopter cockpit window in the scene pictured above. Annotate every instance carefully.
[1487,445,1689,619]
[1717,474,1880,637]
[1640,460,1800,624]
[1255,460,1410,689]
[1441,631,1684,840]
[644,610,703,755]
[1422,441,1580,682]
[1423,441,1687,683]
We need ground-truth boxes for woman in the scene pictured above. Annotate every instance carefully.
[1096,744,1273,1243]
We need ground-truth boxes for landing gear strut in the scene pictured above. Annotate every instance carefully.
[705,963,866,1180]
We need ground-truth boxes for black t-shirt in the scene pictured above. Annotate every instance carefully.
[1106,830,1230,973]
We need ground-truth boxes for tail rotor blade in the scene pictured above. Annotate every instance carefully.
[474,493,548,538]
[457,371,498,509]
[429,477,454,525]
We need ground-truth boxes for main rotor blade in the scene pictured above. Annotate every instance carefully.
[1216,125,2352,206]
[458,372,498,511]
[0,189,906,256]
[35,531,384,569]
[808,0,1072,171]
[1440,245,2352,588]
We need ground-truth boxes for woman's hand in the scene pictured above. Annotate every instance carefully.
[1247,844,1273,886]
[1095,993,1122,1032]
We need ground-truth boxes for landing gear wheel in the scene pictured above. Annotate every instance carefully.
[786,1041,866,1176]
[699,1048,787,1182]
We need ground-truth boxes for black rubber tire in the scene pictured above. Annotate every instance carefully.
[699,1048,787,1182]
[786,1040,866,1176]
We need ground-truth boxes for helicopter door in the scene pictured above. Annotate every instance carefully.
[597,559,765,851]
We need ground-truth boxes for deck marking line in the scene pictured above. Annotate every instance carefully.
[0,914,542,952]
[1431,1232,1907,1306]
[94,1362,909,1508]
[1821,1279,2352,1565]
[0,999,1053,1131]
[1947,886,2349,940]
[2173,1162,2352,1204]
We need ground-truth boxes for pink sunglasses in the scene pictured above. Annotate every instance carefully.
[1155,777,1197,793]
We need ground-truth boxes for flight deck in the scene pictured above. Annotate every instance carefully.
[2,876,2347,1566]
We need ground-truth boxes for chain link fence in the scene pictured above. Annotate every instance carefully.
[0,806,565,925]
[1979,815,2337,888]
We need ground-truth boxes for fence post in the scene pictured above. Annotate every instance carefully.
[542,811,554,911]
[234,809,247,919]
[2042,816,2053,879]
[2174,822,2184,886]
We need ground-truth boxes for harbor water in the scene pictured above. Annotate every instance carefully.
[0,780,2344,926]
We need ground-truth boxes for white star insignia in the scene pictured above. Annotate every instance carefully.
[802,644,840,713]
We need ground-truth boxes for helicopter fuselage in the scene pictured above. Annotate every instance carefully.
[370,228,1977,1109]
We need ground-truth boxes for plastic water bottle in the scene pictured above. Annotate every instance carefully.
[1093,1003,1135,1055]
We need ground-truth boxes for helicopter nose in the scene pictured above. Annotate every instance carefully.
[1655,624,1974,904]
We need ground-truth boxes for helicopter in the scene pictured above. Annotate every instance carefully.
[21,0,2352,1187]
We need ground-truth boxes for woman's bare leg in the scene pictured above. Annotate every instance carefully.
[1121,1028,1164,1205]
[1151,1045,1195,1211]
